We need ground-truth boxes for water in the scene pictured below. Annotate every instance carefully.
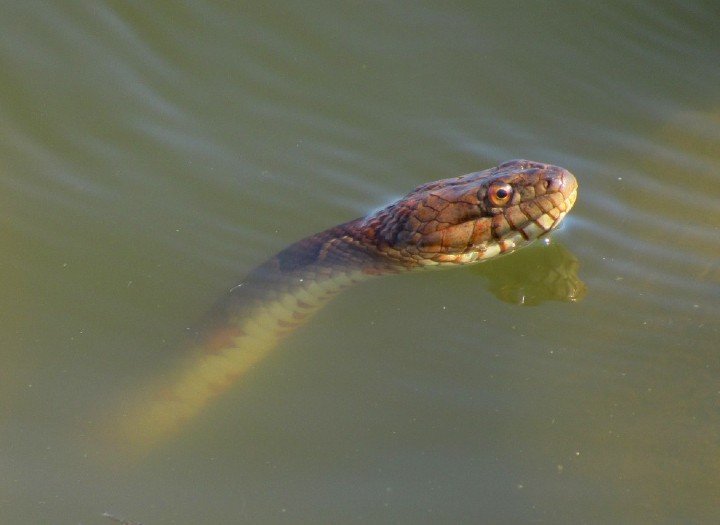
[2,1,719,523]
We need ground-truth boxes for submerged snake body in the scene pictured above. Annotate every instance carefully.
[114,160,578,451]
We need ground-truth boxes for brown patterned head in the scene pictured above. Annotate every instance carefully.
[365,159,578,267]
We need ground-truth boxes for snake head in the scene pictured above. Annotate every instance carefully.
[369,160,578,267]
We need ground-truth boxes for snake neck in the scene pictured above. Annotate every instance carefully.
[260,219,400,276]
[195,219,400,346]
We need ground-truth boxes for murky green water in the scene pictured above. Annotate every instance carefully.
[3,2,719,524]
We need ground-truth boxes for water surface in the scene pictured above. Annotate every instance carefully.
[2,1,719,524]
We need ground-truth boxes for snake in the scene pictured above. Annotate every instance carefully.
[108,159,578,454]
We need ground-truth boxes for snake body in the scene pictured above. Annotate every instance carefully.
[112,159,578,452]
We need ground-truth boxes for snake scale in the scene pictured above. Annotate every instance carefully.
[109,159,578,453]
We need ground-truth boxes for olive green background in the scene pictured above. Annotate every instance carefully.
[2,2,719,524]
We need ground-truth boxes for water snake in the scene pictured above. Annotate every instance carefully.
[110,159,578,453]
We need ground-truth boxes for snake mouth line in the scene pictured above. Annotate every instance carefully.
[509,178,577,245]
[530,184,578,238]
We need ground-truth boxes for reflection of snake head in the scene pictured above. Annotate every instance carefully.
[363,159,578,268]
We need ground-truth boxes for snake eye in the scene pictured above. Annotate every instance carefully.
[488,183,513,207]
